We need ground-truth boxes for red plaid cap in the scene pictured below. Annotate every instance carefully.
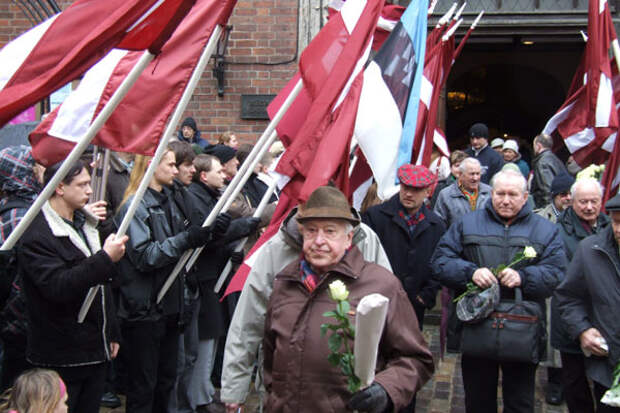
[397,164,436,188]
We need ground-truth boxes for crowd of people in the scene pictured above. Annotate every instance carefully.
[0,118,618,413]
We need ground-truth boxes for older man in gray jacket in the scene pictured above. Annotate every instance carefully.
[221,205,391,412]
[433,157,492,229]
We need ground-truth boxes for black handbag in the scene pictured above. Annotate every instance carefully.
[460,287,547,364]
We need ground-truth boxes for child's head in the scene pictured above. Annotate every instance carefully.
[1,369,67,413]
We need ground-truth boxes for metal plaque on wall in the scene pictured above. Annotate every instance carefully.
[241,94,276,120]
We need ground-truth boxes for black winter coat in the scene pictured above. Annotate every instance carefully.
[431,200,567,305]
[19,205,120,367]
[555,225,620,387]
[362,195,446,308]
[114,187,191,322]
[187,181,257,339]
[551,207,609,353]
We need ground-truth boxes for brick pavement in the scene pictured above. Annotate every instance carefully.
[101,323,569,412]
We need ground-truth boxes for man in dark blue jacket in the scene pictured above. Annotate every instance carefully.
[465,122,504,185]
[431,170,566,413]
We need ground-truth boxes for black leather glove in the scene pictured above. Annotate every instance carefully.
[244,216,261,232]
[230,251,244,265]
[208,212,232,237]
[186,225,212,248]
[347,383,392,413]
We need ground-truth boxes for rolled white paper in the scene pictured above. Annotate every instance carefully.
[354,293,389,388]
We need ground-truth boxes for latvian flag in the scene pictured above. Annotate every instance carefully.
[542,0,619,168]
[0,0,195,128]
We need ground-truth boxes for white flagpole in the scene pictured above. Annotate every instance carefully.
[611,39,620,73]
[436,3,457,28]
[212,179,277,293]
[1,50,155,252]
[156,78,304,304]
[453,2,466,21]
[77,25,224,323]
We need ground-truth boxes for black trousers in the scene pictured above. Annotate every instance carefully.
[123,316,180,413]
[561,351,595,413]
[399,305,425,413]
[461,355,537,413]
[54,362,107,413]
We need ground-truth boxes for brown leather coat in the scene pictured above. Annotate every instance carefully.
[263,246,434,412]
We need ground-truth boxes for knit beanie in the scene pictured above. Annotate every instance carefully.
[550,173,575,197]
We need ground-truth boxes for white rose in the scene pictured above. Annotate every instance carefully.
[523,246,537,259]
[329,280,349,301]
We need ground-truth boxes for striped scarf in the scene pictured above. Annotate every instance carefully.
[300,259,319,292]
[459,184,479,211]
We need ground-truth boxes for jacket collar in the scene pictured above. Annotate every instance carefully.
[41,201,100,257]
[559,207,609,238]
[592,226,620,274]
[278,245,365,283]
[484,196,533,225]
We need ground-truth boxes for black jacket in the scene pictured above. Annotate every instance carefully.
[465,145,504,185]
[555,226,620,387]
[187,181,257,339]
[362,195,446,308]
[552,208,609,353]
[114,187,192,322]
[243,173,277,208]
[19,203,119,367]
[531,149,568,208]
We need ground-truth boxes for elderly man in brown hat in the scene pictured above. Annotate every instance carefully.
[262,186,434,413]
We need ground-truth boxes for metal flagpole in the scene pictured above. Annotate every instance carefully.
[156,78,304,304]
[213,179,277,293]
[1,50,156,253]
[78,25,224,322]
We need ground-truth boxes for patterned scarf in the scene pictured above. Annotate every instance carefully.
[398,208,425,234]
[300,259,319,292]
[459,183,479,211]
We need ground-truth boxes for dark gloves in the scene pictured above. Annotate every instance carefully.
[208,212,232,238]
[230,251,244,265]
[347,383,392,413]
[186,225,212,248]
[244,216,261,233]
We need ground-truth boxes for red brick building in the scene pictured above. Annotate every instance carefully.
[0,0,300,145]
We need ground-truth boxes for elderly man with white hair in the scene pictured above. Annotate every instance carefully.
[433,157,492,229]
[551,177,610,413]
[431,170,566,413]
[263,186,434,413]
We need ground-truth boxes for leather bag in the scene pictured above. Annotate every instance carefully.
[461,288,546,364]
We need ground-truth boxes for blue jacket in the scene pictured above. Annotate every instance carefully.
[362,195,445,308]
[431,200,567,304]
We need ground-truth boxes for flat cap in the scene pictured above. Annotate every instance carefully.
[605,192,620,211]
[397,164,436,188]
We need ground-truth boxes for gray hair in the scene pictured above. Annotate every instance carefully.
[534,133,553,149]
[458,157,481,174]
[344,222,354,234]
[491,170,527,193]
[570,177,603,198]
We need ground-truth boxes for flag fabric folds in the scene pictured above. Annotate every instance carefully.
[224,0,383,297]
[0,0,196,128]
[29,0,237,166]
[542,0,619,168]
[354,0,428,199]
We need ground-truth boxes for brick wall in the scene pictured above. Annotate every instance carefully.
[0,0,299,145]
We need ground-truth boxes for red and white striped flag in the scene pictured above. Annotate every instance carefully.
[224,0,382,297]
[0,0,195,128]
[543,0,619,168]
[29,0,237,166]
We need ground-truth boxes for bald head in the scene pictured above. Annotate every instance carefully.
[571,178,602,225]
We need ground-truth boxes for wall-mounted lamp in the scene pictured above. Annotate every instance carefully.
[213,25,234,97]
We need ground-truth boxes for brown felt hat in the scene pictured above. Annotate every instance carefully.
[296,186,360,226]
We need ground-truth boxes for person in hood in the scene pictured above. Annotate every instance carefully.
[177,117,210,151]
